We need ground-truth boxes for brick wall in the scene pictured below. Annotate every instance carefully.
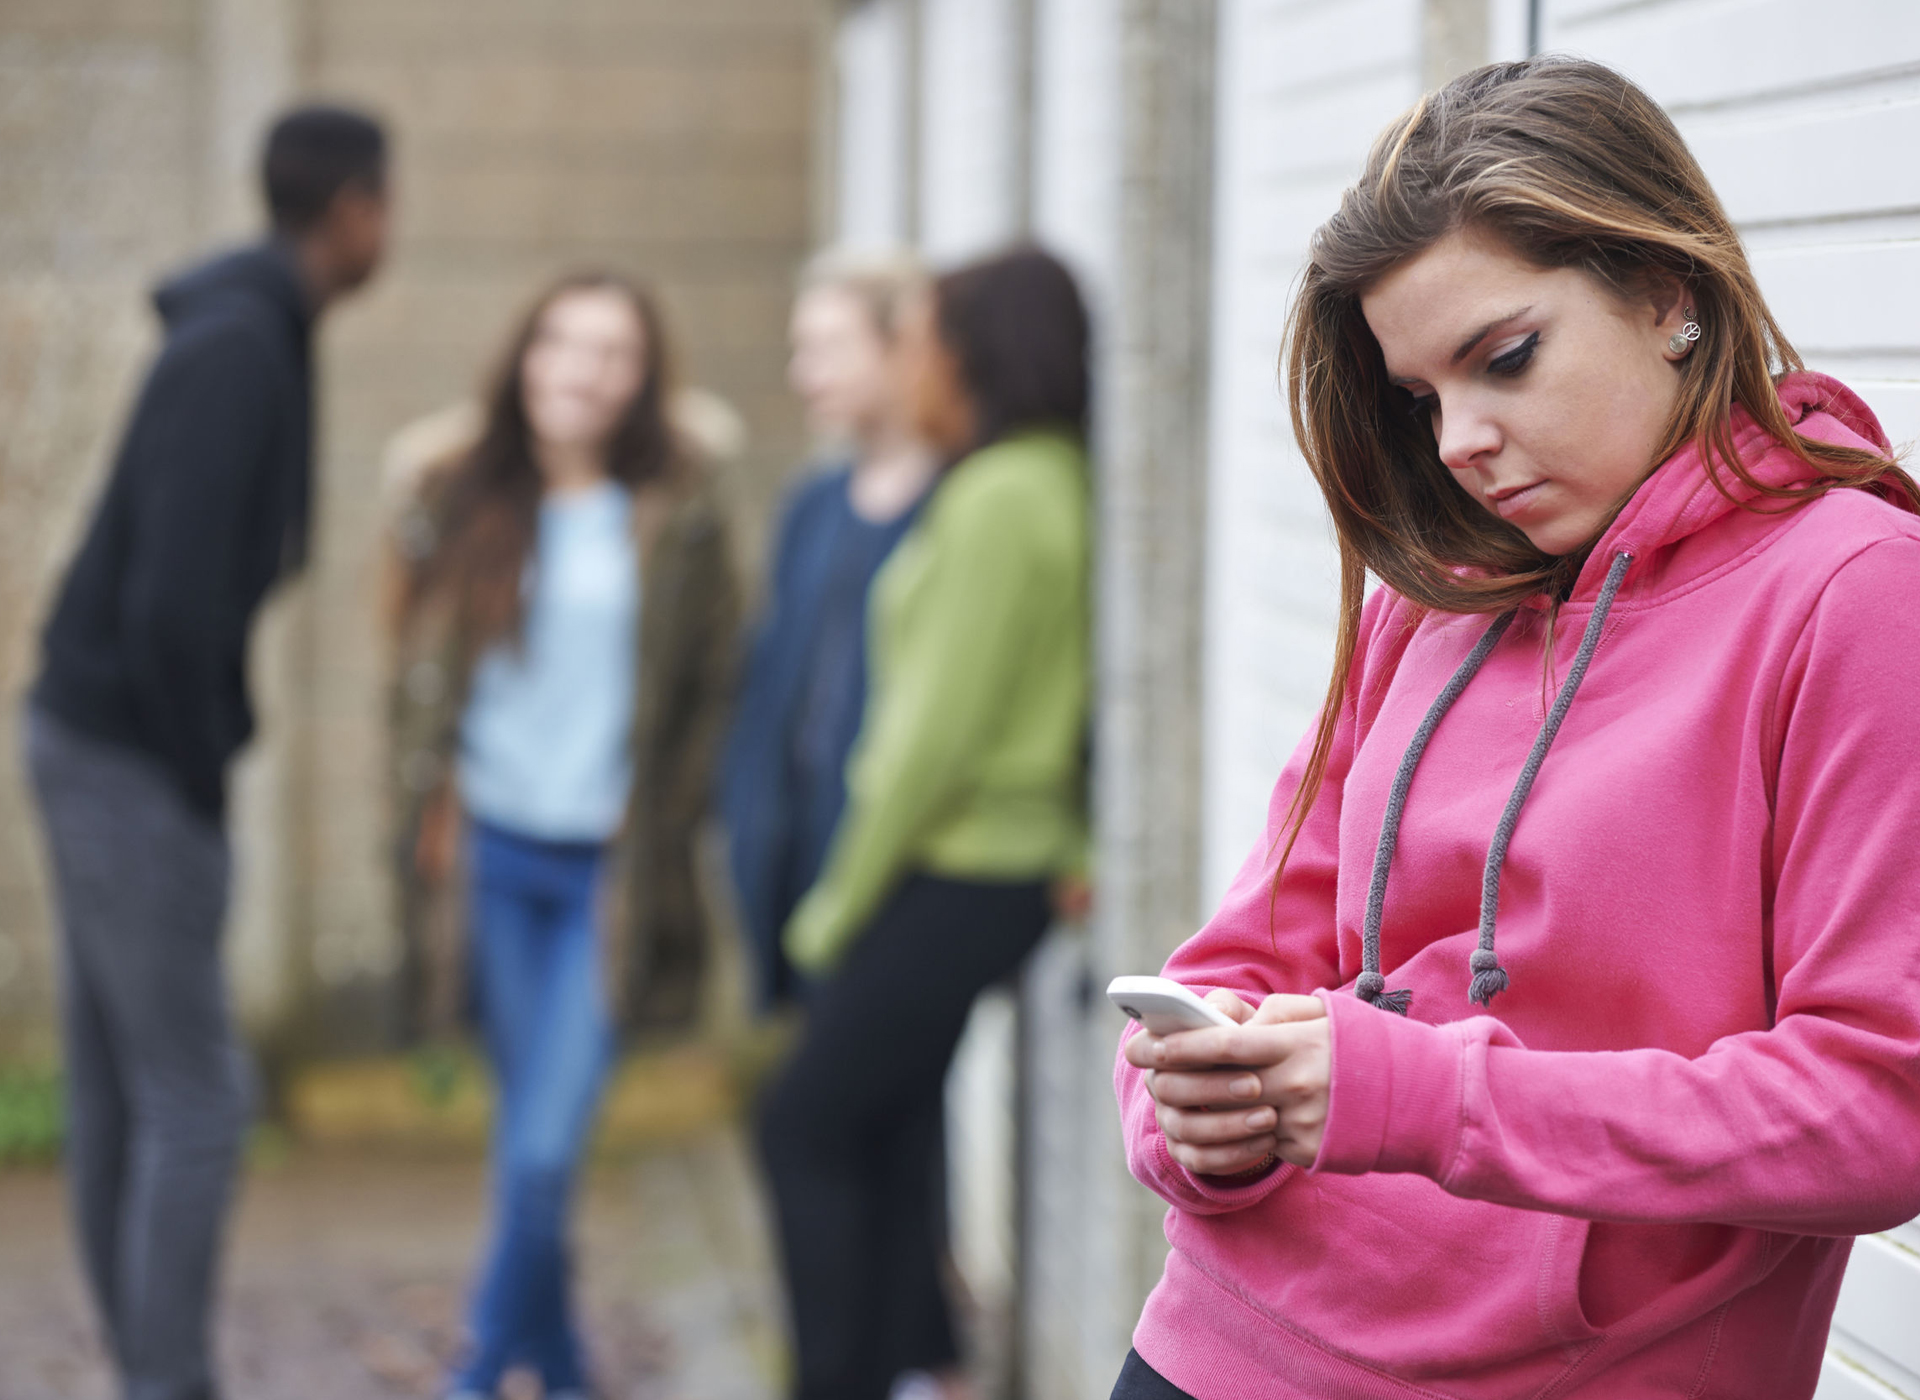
[0,0,818,1056]
[0,0,211,1055]
[290,0,816,1049]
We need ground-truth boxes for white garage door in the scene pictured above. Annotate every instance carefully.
[1031,0,1123,308]
[834,0,915,251]
[1537,13,1920,1397]
[1207,1,1920,1393]
[916,0,1025,260]
[1202,0,1424,900]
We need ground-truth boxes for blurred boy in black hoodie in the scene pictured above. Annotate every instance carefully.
[26,104,389,1400]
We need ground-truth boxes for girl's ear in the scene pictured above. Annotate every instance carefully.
[1648,278,1690,334]
[1647,279,1698,362]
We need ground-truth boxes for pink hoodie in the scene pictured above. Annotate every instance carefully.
[1118,374,1920,1399]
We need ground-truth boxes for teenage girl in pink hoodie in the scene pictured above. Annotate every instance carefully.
[1114,56,1920,1400]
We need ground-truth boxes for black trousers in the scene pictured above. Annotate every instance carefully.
[28,708,248,1400]
[755,873,1051,1400]
[1110,1349,1198,1400]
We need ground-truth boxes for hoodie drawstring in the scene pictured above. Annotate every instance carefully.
[1358,550,1634,1014]
[1357,611,1514,1015]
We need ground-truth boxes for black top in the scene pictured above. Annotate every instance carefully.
[33,242,315,820]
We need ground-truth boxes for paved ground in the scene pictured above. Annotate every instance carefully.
[0,1128,787,1400]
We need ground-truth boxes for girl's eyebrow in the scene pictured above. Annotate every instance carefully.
[1451,305,1533,365]
[1386,304,1536,387]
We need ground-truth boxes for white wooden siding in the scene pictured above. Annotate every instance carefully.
[911,0,1033,1367]
[832,0,1920,1390]
[835,0,915,251]
[1207,4,1920,1393]
[916,0,1025,259]
[1538,1,1920,458]
[1534,14,1920,1394]
[1201,0,1423,902]
[1026,5,1125,1396]
[1031,0,1123,308]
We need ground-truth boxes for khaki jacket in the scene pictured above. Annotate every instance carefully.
[385,442,740,1040]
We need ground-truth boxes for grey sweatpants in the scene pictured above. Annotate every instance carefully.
[26,707,250,1400]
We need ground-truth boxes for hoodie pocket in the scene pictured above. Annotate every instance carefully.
[1181,1171,1604,1382]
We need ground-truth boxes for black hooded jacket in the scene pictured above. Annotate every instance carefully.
[34,242,315,820]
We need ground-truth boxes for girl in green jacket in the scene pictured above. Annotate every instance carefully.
[756,246,1093,1400]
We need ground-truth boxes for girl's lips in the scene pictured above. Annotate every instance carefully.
[1491,480,1550,520]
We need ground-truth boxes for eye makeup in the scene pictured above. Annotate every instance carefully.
[1388,326,1537,427]
[1487,330,1540,378]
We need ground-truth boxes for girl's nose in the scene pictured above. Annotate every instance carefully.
[1436,401,1501,475]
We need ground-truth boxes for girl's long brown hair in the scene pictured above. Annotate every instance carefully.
[1275,56,1913,882]
[413,271,678,648]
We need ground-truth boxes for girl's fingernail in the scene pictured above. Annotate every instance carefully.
[1249,1108,1277,1129]
[1230,1075,1261,1098]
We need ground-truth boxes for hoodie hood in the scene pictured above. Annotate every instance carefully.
[153,241,313,342]
[1568,371,1901,602]
[153,240,315,574]
[1354,372,1904,1014]
[1120,373,1920,1400]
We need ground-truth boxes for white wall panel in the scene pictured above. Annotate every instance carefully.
[916,3,1034,1383]
[1826,1235,1920,1392]
[1023,11,1123,1387]
[1544,5,1920,1394]
[836,0,915,251]
[1682,79,1920,227]
[1544,0,1920,107]
[917,0,1024,259]
[839,4,1035,1379]
[1032,0,1123,307]
[1202,0,1422,903]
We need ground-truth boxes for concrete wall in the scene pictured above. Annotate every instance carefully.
[290,0,816,1050]
[0,0,257,1055]
[0,0,817,1057]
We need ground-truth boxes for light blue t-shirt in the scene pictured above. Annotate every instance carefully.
[460,481,639,843]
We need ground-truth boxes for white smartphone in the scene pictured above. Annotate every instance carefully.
[1107,975,1239,1036]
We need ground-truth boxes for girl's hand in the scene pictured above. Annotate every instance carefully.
[1050,873,1093,923]
[1123,990,1330,1174]
[414,787,459,885]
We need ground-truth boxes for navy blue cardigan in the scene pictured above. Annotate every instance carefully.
[719,465,921,1005]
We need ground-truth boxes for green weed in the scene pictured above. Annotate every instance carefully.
[0,1065,62,1165]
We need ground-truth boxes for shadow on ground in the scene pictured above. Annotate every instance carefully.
[0,1125,786,1400]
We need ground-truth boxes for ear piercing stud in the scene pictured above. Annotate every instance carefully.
[1669,307,1701,356]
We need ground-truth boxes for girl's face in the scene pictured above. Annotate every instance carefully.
[520,287,648,458]
[898,290,976,457]
[1360,228,1693,557]
[787,285,902,441]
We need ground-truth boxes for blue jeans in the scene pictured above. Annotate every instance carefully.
[453,822,615,1395]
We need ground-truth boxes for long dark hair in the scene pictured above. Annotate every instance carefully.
[933,245,1090,452]
[1273,56,1913,885]
[419,271,677,648]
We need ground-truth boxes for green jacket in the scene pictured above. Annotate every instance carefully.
[784,430,1091,972]
[387,458,739,1037]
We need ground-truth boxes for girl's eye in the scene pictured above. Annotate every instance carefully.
[1399,389,1437,420]
[1488,331,1539,378]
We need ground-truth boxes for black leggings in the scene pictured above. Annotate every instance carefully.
[755,873,1051,1400]
[1110,1349,1198,1399]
